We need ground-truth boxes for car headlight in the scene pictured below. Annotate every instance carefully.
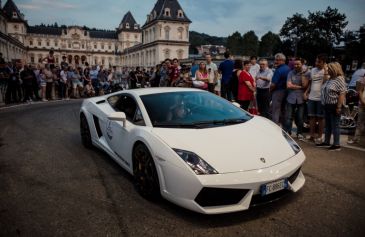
[173,149,218,175]
[282,130,301,154]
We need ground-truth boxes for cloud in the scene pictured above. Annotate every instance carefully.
[18,4,41,10]
[18,0,78,10]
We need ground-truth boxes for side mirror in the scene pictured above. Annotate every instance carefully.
[108,112,127,127]
[232,102,241,108]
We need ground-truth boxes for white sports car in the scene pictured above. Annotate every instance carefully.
[80,88,305,214]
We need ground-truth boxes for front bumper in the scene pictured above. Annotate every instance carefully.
[159,150,306,214]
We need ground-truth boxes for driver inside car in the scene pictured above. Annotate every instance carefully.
[166,95,189,121]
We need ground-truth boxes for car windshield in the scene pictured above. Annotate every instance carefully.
[140,91,253,128]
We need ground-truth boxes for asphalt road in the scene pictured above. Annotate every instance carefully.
[0,100,364,237]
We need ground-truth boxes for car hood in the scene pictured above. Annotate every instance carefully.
[152,116,296,174]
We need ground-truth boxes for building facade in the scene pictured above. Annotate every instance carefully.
[0,0,191,68]
[121,0,191,67]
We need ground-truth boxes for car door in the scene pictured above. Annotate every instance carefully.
[105,94,145,170]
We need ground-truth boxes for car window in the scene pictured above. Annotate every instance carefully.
[115,95,145,126]
[141,91,252,128]
[107,95,121,108]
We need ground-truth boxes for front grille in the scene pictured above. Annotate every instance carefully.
[288,167,301,184]
[195,187,249,207]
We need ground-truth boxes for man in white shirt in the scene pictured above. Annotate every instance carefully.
[205,54,218,93]
[304,54,327,143]
[256,59,273,118]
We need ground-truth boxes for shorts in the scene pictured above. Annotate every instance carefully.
[72,79,83,89]
[307,100,324,118]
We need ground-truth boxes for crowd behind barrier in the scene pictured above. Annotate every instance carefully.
[0,51,364,149]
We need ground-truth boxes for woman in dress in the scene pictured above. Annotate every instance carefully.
[237,60,256,110]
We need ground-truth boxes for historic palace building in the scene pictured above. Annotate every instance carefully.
[0,0,191,68]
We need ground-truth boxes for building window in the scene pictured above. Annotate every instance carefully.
[46,41,50,47]
[178,27,183,40]
[30,57,34,63]
[68,42,71,48]
[82,44,85,49]
[55,41,58,47]
[178,10,184,18]
[164,8,170,17]
[164,26,170,40]
[94,44,97,49]
[38,41,41,46]
[134,24,138,29]
[164,49,170,59]
[134,34,138,40]
[13,24,18,30]
[102,58,105,65]
[29,40,33,46]
[126,23,130,29]
[101,44,104,49]
[177,49,184,59]
[108,45,111,50]
[12,12,17,18]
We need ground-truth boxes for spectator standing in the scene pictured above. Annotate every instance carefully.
[249,56,260,79]
[170,58,180,86]
[59,66,68,100]
[194,62,209,89]
[231,59,243,100]
[42,50,55,67]
[304,54,327,143]
[121,67,129,89]
[284,58,309,139]
[218,52,234,101]
[237,60,256,110]
[159,61,169,87]
[20,64,36,102]
[43,64,53,100]
[348,75,365,145]
[90,65,99,95]
[205,54,218,93]
[348,63,365,89]
[60,56,68,69]
[317,62,346,151]
[256,59,273,118]
[191,60,199,79]
[150,64,161,87]
[270,53,290,125]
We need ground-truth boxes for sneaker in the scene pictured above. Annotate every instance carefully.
[347,139,358,145]
[42,99,48,102]
[328,145,341,151]
[316,142,330,147]
[315,138,323,144]
[297,134,305,141]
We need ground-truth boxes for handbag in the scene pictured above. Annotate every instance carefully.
[248,96,259,115]
[193,80,208,89]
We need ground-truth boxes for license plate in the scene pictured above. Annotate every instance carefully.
[260,179,288,196]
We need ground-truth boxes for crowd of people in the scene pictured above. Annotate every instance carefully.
[0,50,364,150]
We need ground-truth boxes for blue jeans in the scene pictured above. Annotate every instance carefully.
[284,102,304,135]
[324,104,341,146]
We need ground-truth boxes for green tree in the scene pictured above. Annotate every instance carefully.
[227,31,243,55]
[279,7,348,63]
[259,31,282,57]
[242,31,259,56]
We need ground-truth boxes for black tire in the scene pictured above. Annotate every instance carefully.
[133,143,160,199]
[80,114,93,148]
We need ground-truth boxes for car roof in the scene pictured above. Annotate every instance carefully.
[125,87,204,97]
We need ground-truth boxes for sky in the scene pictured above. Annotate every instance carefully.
[11,0,365,38]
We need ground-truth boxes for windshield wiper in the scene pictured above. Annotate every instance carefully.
[153,122,201,128]
[192,118,247,126]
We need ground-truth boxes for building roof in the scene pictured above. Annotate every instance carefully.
[28,26,62,36]
[144,0,191,27]
[118,11,141,32]
[2,0,26,23]
[89,30,118,39]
